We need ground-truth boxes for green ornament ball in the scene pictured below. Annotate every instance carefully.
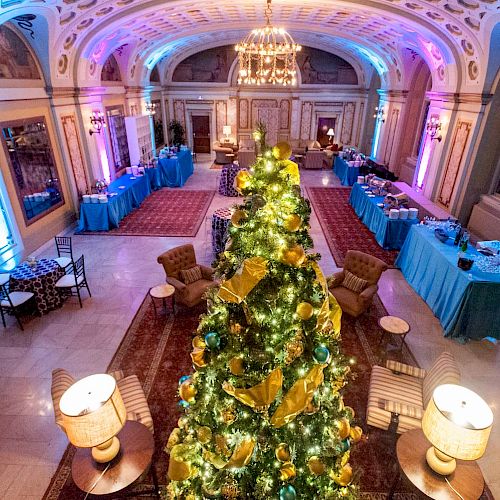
[279,484,297,500]
[339,438,351,453]
[313,345,330,363]
[205,331,221,350]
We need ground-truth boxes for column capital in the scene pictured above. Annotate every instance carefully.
[425,91,493,105]
[377,89,409,101]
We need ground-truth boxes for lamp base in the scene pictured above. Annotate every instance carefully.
[92,437,120,463]
[425,446,456,476]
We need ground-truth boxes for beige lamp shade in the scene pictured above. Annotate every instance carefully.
[422,384,493,461]
[326,128,335,137]
[59,374,126,448]
[223,125,232,136]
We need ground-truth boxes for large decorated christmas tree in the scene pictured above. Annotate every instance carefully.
[165,138,361,499]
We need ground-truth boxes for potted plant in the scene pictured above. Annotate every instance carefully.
[168,120,185,147]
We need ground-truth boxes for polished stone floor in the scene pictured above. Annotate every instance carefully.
[0,156,498,499]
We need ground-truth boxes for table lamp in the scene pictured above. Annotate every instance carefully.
[327,128,335,144]
[223,125,232,142]
[59,374,127,463]
[422,384,493,476]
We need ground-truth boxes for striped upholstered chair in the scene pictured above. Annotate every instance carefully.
[51,368,154,435]
[366,352,460,434]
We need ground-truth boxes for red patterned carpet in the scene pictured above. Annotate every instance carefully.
[307,187,399,267]
[44,293,493,499]
[91,189,214,237]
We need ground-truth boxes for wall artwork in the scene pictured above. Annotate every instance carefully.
[0,24,41,79]
[106,105,130,172]
[300,102,313,140]
[341,102,356,145]
[172,46,236,83]
[61,114,90,197]
[101,54,122,82]
[297,47,358,85]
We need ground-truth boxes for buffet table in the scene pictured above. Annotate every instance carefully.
[396,225,500,341]
[77,174,150,232]
[157,149,193,187]
[333,156,360,186]
[349,182,419,249]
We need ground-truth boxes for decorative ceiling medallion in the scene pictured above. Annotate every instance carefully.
[465,16,480,31]
[63,33,77,49]
[461,39,474,55]
[444,3,464,14]
[458,0,479,8]
[446,23,462,35]
[468,60,478,80]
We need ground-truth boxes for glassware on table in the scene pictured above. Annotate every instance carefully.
[457,251,474,271]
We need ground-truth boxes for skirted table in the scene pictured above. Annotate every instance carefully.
[349,182,419,250]
[157,149,194,188]
[333,156,361,186]
[10,259,64,314]
[218,164,246,197]
[395,225,500,341]
[77,174,151,232]
[212,207,232,255]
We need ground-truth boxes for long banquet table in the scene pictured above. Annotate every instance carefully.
[77,174,150,232]
[333,156,361,186]
[349,182,419,249]
[396,225,500,341]
[157,149,193,187]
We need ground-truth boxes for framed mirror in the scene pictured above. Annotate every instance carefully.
[1,117,64,225]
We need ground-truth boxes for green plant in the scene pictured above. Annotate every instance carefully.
[168,120,185,146]
[253,120,268,152]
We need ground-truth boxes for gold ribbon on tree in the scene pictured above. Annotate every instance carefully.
[311,262,341,335]
[279,160,301,185]
[204,437,256,470]
[270,364,326,428]
[190,336,208,369]
[167,443,199,481]
[223,368,283,410]
[218,257,268,304]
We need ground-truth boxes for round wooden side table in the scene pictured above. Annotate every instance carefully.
[390,429,484,500]
[149,283,175,316]
[72,420,159,497]
[378,315,410,352]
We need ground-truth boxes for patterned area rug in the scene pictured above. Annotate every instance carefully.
[82,189,215,237]
[307,187,399,267]
[43,293,493,499]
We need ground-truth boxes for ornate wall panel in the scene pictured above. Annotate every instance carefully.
[173,100,186,128]
[300,102,313,140]
[383,108,400,165]
[227,98,237,135]
[251,99,278,127]
[279,99,290,130]
[215,100,227,142]
[438,120,472,208]
[257,108,280,146]
[61,114,89,197]
[341,102,356,144]
[239,99,249,129]
[355,102,364,147]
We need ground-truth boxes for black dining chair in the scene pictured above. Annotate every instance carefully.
[0,274,37,330]
[54,255,91,308]
[54,236,74,272]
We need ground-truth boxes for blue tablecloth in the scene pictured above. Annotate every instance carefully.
[77,174,151,232]
[157,149,193,187]
[396,225,500,341]
[334,157,360,186]
[349,182,419,249]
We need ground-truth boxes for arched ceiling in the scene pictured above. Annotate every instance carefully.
[1,0,499,92]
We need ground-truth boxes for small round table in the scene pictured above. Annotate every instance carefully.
[225,153,236,163]
[378,315,410,352]
[211,207,232,255]
[391,429,484,500]
[72,421,158,496]
[149,283,175,316]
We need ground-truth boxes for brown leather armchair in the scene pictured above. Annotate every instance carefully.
[157,244,217,307]
[328,250,388,317]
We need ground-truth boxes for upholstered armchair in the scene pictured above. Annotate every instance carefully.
[238,139,257,168]
[304,150,326,169]
[213,141,235,164]
[290,139,322,156]
[367,352,460,434]
[51,368,154,435]
[157,244,217,307]
[328,250,388,317]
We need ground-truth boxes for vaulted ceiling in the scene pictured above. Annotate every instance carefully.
[1,0,499,92]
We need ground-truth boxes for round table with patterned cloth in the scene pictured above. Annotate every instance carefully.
[212,207,232,255]
[10,259,64,314]
[218,164,246,197]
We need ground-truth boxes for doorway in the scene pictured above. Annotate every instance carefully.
[192,115,210,153]
[316,117,336,147]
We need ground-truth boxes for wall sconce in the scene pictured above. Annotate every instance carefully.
[89,111,106,136]
[373,106,386,123]
[426,115,442,142]
[145,102,156,116]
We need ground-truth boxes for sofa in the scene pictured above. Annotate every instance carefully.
[237,138,256,169]
[304,150,327,169]
[289,139,321,156]
[157,244,217,307]
[213,141,236,164]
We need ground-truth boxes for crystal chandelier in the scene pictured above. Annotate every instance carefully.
[235,0,301,86]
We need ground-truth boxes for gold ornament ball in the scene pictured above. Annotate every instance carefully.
[275,442,291,462]
[272,142,292,161]
[231,209,247,228]
[350,425,363,443]
[296,301,314,320]
[166,427,181,452]
[235,170,251,193]
[280,244,306,267]
[344,406,356,419]
[308,456,326,476]
[331,463,353,486]
[279,461,296,481]
[222,407,237,425]
[197,426,213,444]
[337,418,351,440]
[229,356,245,376]
[284,214,301,232]
[179,379,197,403]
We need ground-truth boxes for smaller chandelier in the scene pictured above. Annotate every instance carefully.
[235,0,301,87]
